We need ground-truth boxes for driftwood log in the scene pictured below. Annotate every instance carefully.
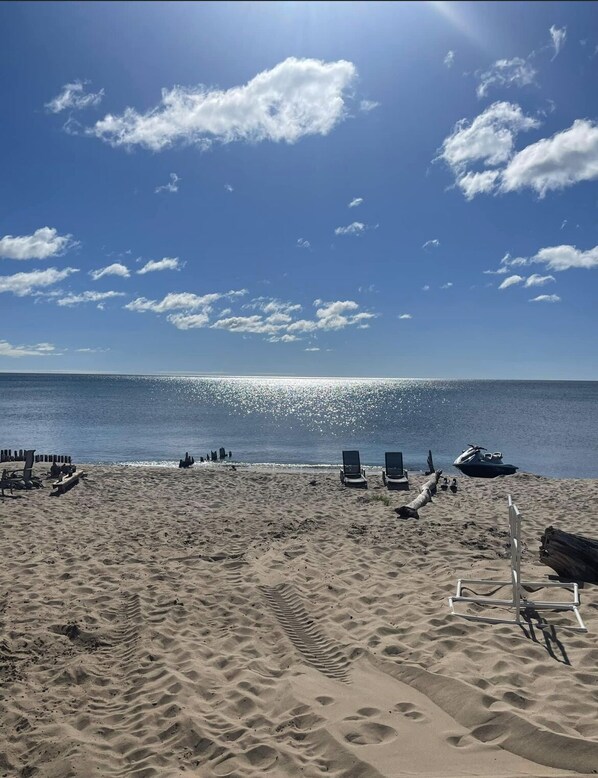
[396,470,442,519]
[540,526,598,583]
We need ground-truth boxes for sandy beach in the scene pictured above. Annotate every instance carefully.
[1,464,598,777]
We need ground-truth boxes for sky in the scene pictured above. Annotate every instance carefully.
[1,0,597,379]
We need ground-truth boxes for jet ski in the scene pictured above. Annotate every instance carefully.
[454,444,518,478]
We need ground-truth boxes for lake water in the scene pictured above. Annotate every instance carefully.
[0,374,596,477]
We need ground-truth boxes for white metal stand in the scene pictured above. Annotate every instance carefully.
[448,496,587,632]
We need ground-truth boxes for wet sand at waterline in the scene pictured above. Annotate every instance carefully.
[1,465,598,777]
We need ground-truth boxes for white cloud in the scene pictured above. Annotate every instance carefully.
[422,284,430,291]
[296,238,311,249]
[46,80,104,113]
[530,294,561,303]
[501,119,598,196]
[359,99,379,112]
[91,57,357,150]
[0,227,76,260]
[57,290,126,306]
[560,219,567,230]
[456,170,501,199]
[524,273,555,287]
[0,267,78,296]
[550,25,567,59]
[399,314,412,319]
[304,347,320,351]
[441,282,453,289]
[334,221,366,236]
[0,340,58,358]
[422,238,440,249]
[476,58,537,99]
[483,266,509,275]
[90,262,130,280]
[167,312,211,330]
[348,197,363,208]
[155,173,180,194]
[75,347,110,353]
[125,289,246,314]
[444,50,455,68]
[437,102,539,174]
[498,274,525,289]
[532,244,598,271]
[137,257,182,274]
[224,183,234,192]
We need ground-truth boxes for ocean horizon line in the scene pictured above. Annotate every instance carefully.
[0,370,596,383]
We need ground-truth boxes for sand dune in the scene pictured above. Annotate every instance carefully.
[1,465,597,777]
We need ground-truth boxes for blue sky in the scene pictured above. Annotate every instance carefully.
[1,0,597,379]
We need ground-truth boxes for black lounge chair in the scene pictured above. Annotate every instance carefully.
[382,452,409,490]
[340,450,367,488]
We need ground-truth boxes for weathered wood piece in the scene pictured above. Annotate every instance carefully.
[52,470,84,495]
[396,470,442,519]
[540,526,598,583]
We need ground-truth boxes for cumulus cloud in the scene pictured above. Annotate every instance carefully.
[155,173,180,194]
[441,282,453,289]
[0,227,76,260]
[0,267,78,296]
[125,289,246,314]
[91,57,357,151]
[0,340,58,358]
[456,170,501,200]
[296,238,311,249]
[167,312,211,330]
[438,102,539,174]
[498,274,525,289]
[501,120,598,196]
[476,58,537,99]
[399,314,412,319]
[334,221,366,236]
[530,294,561,302]
[137,257,182,274]
[46,80,104,113]
[550,25,567,59]
[125,288,373,343]
[524,273,555,287]
[439,99,598,199]
[444,50,455,68]
[90,262,130,280]
[57,290,126,307]
[532,244,598,271]
[422,239,440,249]
[422,284,430,291]
[348,197,363,208]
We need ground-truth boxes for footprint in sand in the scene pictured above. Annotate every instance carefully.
[394,702,429,722]
[341,721,397,745]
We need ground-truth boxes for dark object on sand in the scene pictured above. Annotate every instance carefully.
[179,452,194,469]
[425,450,435,475]
[440,477,449,491]
[340,450,367,488]
[382,452,409,490]
[450,478,458,493]
[52,468,84,495]
[454,444,517,478]
[540,526,598,583]
[1,449,43,495]
[396,470,442,519]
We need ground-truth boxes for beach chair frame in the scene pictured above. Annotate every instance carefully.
[382,451,409,490]
[449,496,587,632]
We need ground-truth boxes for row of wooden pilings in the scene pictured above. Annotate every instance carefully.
[1,450,72,464]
